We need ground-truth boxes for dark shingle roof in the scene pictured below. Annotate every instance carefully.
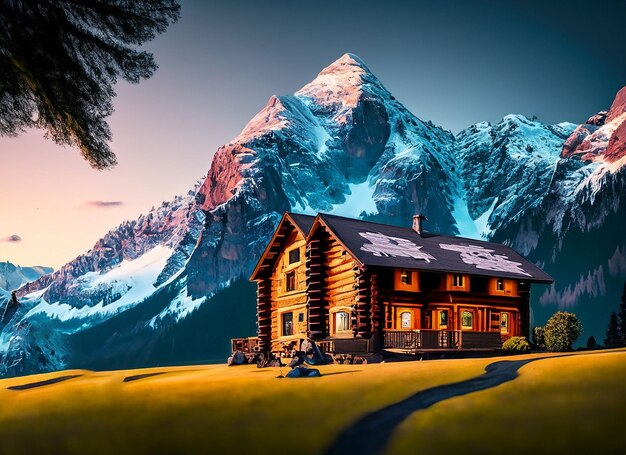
[287,213,315,236]
[318,213,553,283]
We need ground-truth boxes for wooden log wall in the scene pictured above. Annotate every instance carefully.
[354,268,371,338]
[369,273,382,334]
[322,235,359,335]
[256,277,272,352]
[306,235,326,338]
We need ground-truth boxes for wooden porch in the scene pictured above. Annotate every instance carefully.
[383,329,503,353]
[231,336,260,353]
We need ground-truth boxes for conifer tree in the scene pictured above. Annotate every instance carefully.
[618,282,626,345]
[604,311,620,348]
[0,0,180,168]
[586,336,597,350]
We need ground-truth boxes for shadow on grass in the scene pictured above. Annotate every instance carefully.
[7,374,83,391]
[324,354,575,455]
[123,372,167,383]
[322,370,363,377]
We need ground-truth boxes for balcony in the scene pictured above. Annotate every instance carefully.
[383,329,502,353]
[231,337,260,353]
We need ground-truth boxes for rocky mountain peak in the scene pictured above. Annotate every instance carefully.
[238,95,291,141]
[318,53,372,75]
[295,53,387,124]
[607,86,626,123]
[561,86,626,162]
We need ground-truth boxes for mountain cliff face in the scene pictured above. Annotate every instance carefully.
[1,54,624,377]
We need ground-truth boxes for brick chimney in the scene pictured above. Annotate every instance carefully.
[412,214,427,235]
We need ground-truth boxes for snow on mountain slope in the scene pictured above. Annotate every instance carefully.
[456,115,576,240]
[24,245,174,327]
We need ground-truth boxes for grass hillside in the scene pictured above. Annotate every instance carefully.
[0,349,624,455]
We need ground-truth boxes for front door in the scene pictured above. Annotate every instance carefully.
[500,312,509,334]
[489,311,500,332]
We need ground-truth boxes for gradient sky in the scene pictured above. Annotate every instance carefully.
[1,0,625,269]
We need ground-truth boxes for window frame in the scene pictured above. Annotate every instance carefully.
[400,311,413,329]
[282,312,294,336]
[334,311,351,333]
[288,248,301,265]
[285,270,296,292]
[453,274,464,287]
[439,310,448,328]
[461,310,474,330]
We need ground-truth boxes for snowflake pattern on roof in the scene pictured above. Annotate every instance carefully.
[359,232,435,262]
[438,243,531,276]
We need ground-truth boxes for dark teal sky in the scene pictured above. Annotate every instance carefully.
[153,0,626,135]
[2,0,625,267]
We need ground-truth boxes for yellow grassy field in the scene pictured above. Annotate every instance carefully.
[0,349,624,455]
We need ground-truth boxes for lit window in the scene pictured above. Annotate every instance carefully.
[288,248,300,264]
[453,274,464,287]
[439,310,448,328]
[286,271,296,292]
[461,311,473,329]
[400,270,412,285]
[501,313,509,333]
[496,278,504,291]
[282,312,293,336]
[401,312,412,329]
[336,311,350,332]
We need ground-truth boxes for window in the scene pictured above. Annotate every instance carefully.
[298,312,304,322]
[282,312,293,336]
[400,311,412,329]
[335,311,350,332]
[461,311,473,330]
[286,271,296,292]
[501,312,509,333]
[496,278,504,292]
[439,310,448,328]
[400,270,412,285]
[288,248,300,264]
[453,274,464,287]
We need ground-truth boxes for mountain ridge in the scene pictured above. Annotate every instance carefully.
[3,53,625,377]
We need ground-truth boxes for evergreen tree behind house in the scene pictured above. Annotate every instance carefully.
[604,282,626,348]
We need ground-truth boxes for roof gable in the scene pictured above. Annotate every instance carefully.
[317,213,553,283]
[288,213,315,236]
[249,213,315,281]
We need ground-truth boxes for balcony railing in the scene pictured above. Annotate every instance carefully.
[383,330,502,351]
[231,337,260,353]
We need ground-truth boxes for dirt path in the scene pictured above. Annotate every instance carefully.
[323,356,559,455]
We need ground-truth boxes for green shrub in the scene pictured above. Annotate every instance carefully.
[532,326,545,350]
[502,336,531,354]
[544,311,582,352]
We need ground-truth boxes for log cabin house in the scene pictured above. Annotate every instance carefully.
[234,212,553,358]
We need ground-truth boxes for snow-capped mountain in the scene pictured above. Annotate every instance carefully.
[0,262,52,293]
[2,54,624,377]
